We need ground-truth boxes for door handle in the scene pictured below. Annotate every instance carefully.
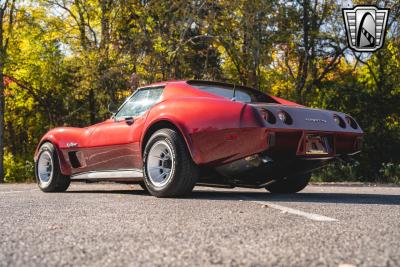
[125,117,134,125]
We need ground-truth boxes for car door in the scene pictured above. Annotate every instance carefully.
[83,87,164,172]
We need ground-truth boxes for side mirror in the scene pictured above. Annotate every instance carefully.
[108,102,118,114]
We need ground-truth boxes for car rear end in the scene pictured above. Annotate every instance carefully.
[253,103,363,159]
[185,80,362,186]
[211,103,363,186]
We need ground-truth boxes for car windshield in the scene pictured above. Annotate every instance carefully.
[115,87,164,118]
[189,82,273,103]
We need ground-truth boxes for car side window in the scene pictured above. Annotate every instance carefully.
[115,87,164,118]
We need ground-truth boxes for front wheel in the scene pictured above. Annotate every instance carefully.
[35,142,70,192]
[265,173,311,194]
[143,129,198,197]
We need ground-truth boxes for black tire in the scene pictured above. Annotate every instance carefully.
[35,142,70,192]
[265,173,311,194]
[138,181,149,193]
[143,129,198,197]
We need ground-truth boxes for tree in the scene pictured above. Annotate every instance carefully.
[0,0,399,183]
[0,0,16,183]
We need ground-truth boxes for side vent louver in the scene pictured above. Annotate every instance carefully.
[68,151,81,168]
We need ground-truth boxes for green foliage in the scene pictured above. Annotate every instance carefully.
[312,161,361,183]
[314,161,400,185]
[379,163,400,184]
[4,150,34,183]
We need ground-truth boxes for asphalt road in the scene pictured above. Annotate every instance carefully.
[1,183,399,267]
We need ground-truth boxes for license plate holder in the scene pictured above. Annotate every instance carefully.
[305,134,332,155]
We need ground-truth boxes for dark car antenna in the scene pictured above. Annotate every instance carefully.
[232,83,236,101]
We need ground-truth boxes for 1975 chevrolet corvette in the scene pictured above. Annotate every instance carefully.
[34,80,363,197]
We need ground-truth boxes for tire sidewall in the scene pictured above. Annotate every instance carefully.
[143,130,181,195]
[266,173,311,193]
[35,143,56,190]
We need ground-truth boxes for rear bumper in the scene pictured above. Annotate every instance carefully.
[192,126,362,166]
[206,126,362,185]
[249,103,363,159]
[266,129,363,159]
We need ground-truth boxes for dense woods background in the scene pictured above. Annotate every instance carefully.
[0,0,399,183]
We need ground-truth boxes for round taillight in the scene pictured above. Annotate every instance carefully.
[277,110,292,125]
[259,109,268,120]
[278,111,286,121]
[333,114,346,128]
[345,116,358,129]
[260,108,276,124]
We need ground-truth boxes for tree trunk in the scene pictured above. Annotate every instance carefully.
[100,0,110,53]
[0,61,4,183]
[0,6,5,183]
[295,0,310,103]
[0,0,15,182]
[89,88,96,124]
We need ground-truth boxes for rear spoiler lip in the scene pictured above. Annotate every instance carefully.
[268,95,304,107]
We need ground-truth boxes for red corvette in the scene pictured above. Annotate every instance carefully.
[34,80,363,197]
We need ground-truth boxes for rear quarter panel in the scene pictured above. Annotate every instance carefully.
[144,96,268,165]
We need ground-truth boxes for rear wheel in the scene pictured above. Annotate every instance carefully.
[265,173,311,193]
[143,129,198,197]
[35,142,70,192]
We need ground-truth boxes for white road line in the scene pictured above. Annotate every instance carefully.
[202,188,338,222]
[243,198,338,222]
[0,189,38,194]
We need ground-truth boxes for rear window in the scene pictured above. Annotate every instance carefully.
[189,82,273,103]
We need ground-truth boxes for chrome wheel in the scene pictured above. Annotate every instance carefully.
[37,151,54,186]
[146,140,175,187]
